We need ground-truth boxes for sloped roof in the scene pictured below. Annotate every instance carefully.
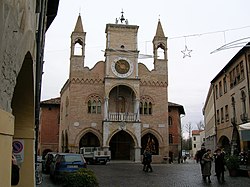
[155,20,165,37]
[168,101,185,115]
[192,130,203,135]
[211,42,250,83]
[74,15,84,33]
[41,97,60,105]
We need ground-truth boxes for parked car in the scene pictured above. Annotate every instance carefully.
[50,153,87,180]
[42,152,57,174]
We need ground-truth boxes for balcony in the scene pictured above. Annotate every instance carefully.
[240,113,248,123]
[108,112,137,122]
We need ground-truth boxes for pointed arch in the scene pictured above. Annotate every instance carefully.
[141,128,163,145]
[74,128,102,148]
[141,132,159,155]
[107,129,139,147]
[108,130,137,160]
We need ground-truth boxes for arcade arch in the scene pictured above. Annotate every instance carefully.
[109,130,135,160]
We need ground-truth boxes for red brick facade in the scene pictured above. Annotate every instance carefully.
[168,102,185,160]
[39,97,60,157]
[48,15,186,163]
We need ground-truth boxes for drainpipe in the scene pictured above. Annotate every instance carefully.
[212,83,217,150]
[244,52,250,119]
[35,0,47,165]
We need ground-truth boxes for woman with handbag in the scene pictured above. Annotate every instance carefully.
[202,149,213,183]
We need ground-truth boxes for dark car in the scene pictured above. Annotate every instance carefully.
[42,152,57,173]
[50,153,87,180]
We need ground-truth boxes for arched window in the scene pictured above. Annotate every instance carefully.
[241,91,246,114]
[88,100,91,113]
[74,41,82,56]
[87,94,102,114]
[97,100,101,114]
[157,48,164,59]
[139,102,143,114]
[92,100,96,113]
[169,134,173,144]
[169,116,172,126]
[66,96,69,116]
[231,97,236,118]
[140,95,154,115]
[148,102,152,114]
[144,102,148,114]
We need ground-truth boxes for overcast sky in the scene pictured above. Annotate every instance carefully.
[41,0,250,131]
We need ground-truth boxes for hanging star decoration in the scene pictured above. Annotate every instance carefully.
[181,45,192,58]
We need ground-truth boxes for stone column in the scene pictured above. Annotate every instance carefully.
[134,99,140,121]
[134,146,141,163]
[104,97,109,120]
[102,122,110,147]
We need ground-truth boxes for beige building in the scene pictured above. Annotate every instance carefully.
[203,43,250,154]
[0,1,58,186]
[60,14,170,163]
[203,85,217,151]
[191,130,205,157]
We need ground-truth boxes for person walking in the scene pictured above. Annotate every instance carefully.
[214,148,225,183]
[142,150,147,171]
[202,149,213,183]
[196,146,206,177]
[144,149,153,172]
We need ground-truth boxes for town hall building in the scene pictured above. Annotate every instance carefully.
[59,13,175,163]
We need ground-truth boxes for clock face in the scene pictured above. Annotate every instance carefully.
[115,59,130,74]
[111,57,133,78]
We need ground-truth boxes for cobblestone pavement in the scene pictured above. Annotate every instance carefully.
[38,159,250,187]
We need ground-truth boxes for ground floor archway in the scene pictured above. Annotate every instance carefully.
[218,135,230,153]
[141,133,159,155]
[109,130,134,160]
[79,132,100,148]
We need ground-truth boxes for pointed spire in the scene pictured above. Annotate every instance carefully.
[74,14,84,32]
[155,20,165,37]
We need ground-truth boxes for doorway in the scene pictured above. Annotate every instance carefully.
[109,130,134,160]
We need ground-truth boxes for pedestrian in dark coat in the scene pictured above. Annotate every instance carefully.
[142,151,147,171]
[202,149,213,183]
[196,146,206,176]
[143,149,153,172]
[214,148,225,183]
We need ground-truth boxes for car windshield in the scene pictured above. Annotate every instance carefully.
[63,155,82,162]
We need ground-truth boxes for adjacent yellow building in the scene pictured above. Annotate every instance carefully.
[0,1,59,186]
[204,43,250,154]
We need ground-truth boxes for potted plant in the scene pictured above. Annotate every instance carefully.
[225,155,240,177]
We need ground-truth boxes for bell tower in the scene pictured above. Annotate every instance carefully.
[153,20,168,75]
[70,15,86,78]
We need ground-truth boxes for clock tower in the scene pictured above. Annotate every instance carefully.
[102,12,142,162]
[104,13,139,79]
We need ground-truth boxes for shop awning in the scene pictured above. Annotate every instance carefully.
[239,123,250,141]
[239,123,250,130]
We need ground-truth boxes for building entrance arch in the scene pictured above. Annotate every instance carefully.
[109,130,134,160]
[79,132,100,148]
[218,135,230,154]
